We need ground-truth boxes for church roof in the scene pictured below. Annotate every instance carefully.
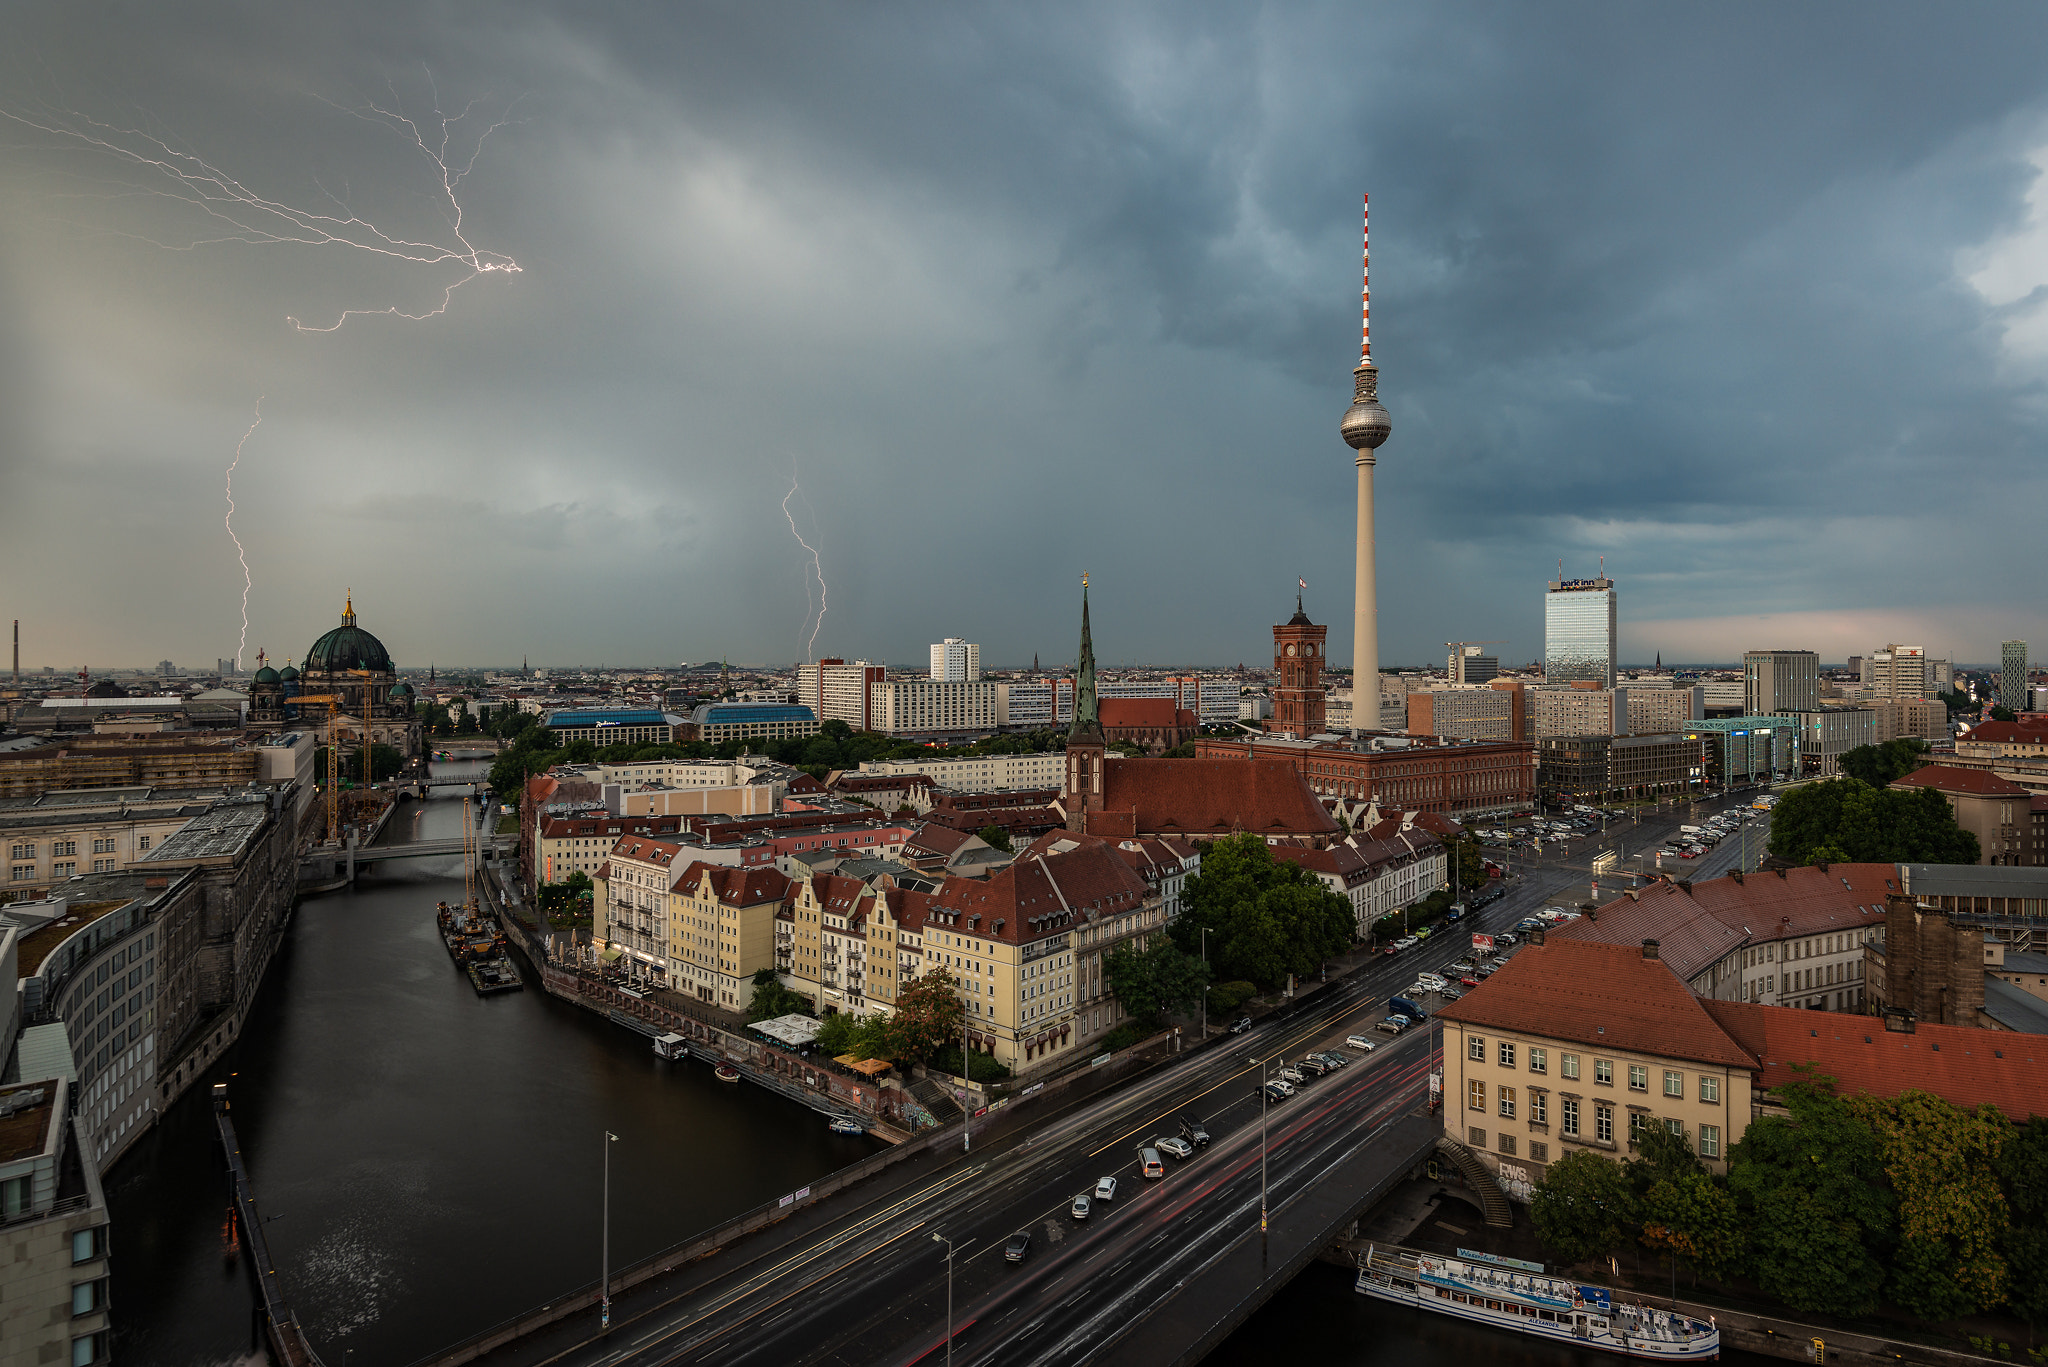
[306,595,392,674]
[1088,757,1340,839]
[1099,697,1184,729]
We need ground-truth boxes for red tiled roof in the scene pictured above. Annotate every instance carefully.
[1891,765,2032,797]
[1553,864,1896,981]
[1699,999,2048,1120]
[1960,721,2048,745]
[1435,938,1759,1070]
[677,861,794,905]
[1092,758,1339,838]
[1100,697,1184,728]
[923,837,1153,946]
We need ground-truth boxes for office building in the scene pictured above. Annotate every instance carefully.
[685,702,820,748]
[929,639,981,683]
[1544,576,1617,688]
[1743,650,1819,715]
[1868,698,1947,745]
[2002,641,2030,713]
[1862,646,1932,700]
[800,659,887,732]
[1530,685,1627,739]
[1778,708,1878,776]
[1680,716,1800,786]
[1627,686,1705,736]
[544,708,680,747]
[1536,733,1703,801]
[1407,686,1520,742]
[867,679,1003,735]
[1448,647,1499,685]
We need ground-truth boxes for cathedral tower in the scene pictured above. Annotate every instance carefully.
[1063,577,1107,830]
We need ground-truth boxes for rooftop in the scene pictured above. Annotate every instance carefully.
[138,793,273,865]
[0,1082,58,1164]
[12,899,130,977]
[1891,765,2033,798]
[545,708,678,727]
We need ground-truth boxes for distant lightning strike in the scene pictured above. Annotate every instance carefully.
[0,72,521,330]
[782,473,829,663]
[225,398,262,670]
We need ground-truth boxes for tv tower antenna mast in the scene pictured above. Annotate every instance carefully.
[1339,194,1392,710]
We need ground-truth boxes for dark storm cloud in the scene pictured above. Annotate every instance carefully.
[4,1,2047,672]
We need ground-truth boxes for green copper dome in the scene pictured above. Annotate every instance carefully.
[253,665,281,685]
[306,595,392,674]
[279,663,299,682]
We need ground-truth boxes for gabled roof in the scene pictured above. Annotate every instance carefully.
[675,860,793,905]
[1699,999,2048,1120]
[1435,938,1759,1070]
[1959,720,2048,746]
[1099,697,1187,728]
[1551,864,1896,982]
[922,837,1153,946]
[1891,765,2032,798]
[1089,757,1339,839]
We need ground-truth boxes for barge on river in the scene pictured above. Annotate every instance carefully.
[435,900,523,995]
[1356,1245,1718,1361]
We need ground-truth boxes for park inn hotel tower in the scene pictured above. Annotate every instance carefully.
[1544,574,1618,688]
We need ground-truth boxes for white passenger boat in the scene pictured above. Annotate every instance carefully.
[1356,1245,1718,1361]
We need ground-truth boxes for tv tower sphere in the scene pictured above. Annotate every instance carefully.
[1340,359,1391,451]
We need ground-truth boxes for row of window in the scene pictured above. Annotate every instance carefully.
[1474,1112,1723,1159]
[1467,1035,1720,1102]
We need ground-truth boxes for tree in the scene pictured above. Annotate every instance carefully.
[1103,940,1213,1024]
[1726,1066,1894,1315]
[1443,836,1487,895]
[1170,834,1355,988]
[1531,1150,1636,1265]
[1939,688,1973,718]
[1639,1170,1744,1282]
[1847,1090,2013,1320]
[1838,738,1931,788]
[746,969,812,1023]
[1992,705,2018,723]
[1997,1118,2048,1331]
[975,825,1014,854]
[889,970,967,1063]
[1767,776,1979,866]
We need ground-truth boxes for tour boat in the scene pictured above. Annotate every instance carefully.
[714,1063,741,1084]
[1356,1245,1718,1361]
[828,1116,865,1136]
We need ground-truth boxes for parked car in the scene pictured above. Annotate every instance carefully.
[1071,1194,1092,1220]
[1180,1115,1211,1146]
[1449,959,1477,974]
[1496,930,1519,947]
[1270,1078,1298,1097]
[1095,1176,1118,1202]
[1297,1057,1331,1077]
[1395,936,1419,951]
[1375,1016,1407,1034]
[1229,1017,1253,1034]
[1314,1051,1351,1068]
[1458,974,1480,988]
[1263,1082,1289,1103]
[1438,986,1465,1001]
[1005,1231,1032,1263]
[1414,926,1433,940]
[1156,1135,1195,1160]
[1345,1034,1378,1051]
[1278,1064,1306,1084]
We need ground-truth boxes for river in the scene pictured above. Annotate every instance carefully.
[106,758,1765,1367]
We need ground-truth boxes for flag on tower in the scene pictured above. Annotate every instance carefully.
[1299,578,1307,590]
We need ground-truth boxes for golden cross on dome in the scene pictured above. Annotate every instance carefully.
[1082,572,1089,588]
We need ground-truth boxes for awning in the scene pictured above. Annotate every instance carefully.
[834,1055,892,1076]
[599,948,624,963]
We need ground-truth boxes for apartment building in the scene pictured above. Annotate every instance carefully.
[1406,685,1520,742]
[1867,697,1947,744]
[930,639,981,682]
[1626,686,1705,736]
[854,753,1066,795]
[1529,686,1626,739]
[800,659,887,732]
[867,679,1003,735]
[534,814,686,888]
[1275,827,1445,936]
[1,789,223,902]
[601,836,684,978]
[668,862,793,1010]
[1742,650,1820,715]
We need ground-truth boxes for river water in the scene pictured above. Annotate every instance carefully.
[107,758,1764,1367]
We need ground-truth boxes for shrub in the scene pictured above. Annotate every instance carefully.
[1207,980,1257,1015]
[1098,1022,1152,1053]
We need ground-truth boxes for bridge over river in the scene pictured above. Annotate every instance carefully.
[416,971,1460,1367]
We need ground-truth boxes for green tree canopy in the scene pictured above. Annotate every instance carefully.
[1767,776,1979,866]
[975,825,1014,853]
[746,969,813,1023]
[1444,836,1487,895]
[1992,705,2018,723]
[1837,738,1931,788]
[1847,1090,2012,1320]
[1168,834,1354,989]
[1530,1150,1637,1265]
[1103,939,1213,1024]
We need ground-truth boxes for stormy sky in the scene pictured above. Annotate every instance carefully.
[5,3,2047,676]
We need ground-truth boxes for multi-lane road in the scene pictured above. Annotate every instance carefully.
[478,796,1775,1367]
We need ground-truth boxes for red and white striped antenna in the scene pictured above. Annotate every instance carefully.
[1359,193,1371,360]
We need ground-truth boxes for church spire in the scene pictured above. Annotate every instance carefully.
[1069,575,1103,742]
[342,589,356,627]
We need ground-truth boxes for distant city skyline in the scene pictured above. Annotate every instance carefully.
[6,5,2048,669]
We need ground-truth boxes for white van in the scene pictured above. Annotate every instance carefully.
[1140,1147,1164,1180]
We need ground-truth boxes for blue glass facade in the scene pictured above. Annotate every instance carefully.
[1544,578,1616,688]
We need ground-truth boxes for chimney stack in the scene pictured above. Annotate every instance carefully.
[1642,938,1660,960]
[1528,925,1545,947]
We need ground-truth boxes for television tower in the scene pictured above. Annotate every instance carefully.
[1339,194,1392,719]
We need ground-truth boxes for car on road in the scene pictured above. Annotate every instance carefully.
[1229,1017,1253,1034]
[1395,936,1420,951]
[1414,926,1433,940]
[1156,1136,1195,1160]
[1180,1115,1211,1146]
[1380,943,1401,956]
[1345,1034,1378,1051]
[1005,1231,1032,1263]
[1071,1194,1092,1220]
[1095,1176,1118,1202]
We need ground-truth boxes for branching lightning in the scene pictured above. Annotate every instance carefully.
[0,70,522,330]
[225,397,262,670]
[782,471,829,662]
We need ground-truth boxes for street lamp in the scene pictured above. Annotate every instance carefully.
[932,1231,973,1367]
[1199,927,1208,1037]
[1251,1056,1271,1237]
[601,1130,618,1332]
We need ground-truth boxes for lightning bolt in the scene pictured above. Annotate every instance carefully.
[0,70,522,331]
[782,471,828,662]
[225,397,262,670]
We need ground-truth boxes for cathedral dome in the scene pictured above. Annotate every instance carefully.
[253,666,281,685]
[389,681,414,700]
[306,596,393,674]
[279,663,299,682]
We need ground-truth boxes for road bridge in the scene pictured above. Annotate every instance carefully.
[415,956,1461,1367]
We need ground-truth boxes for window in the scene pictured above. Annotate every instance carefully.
[1560,1053,1579,1080]
[9,865,30,882]
[1,1174,30,1216]
[1469,1080,1486,1112]
[91,859,114,873]
[91,838,115,855]
[1699,1074,1720,1104]
[1595,1104,1613,1143]
[7,842,32,859]
[1594,1058,1612,1086]
[1498,1087,1516,1119]
[72,1228,106,1264]
[72,1278,106,1315]
[1498,1041,1516,1068]
[1528,1048,1547,1075]
[1530,1141,1549,1162]
[1498,1133,1517,1156]
[1629,1112,1649,1143]
[1561,1097,1579,1136]
[72,1334,105,1367]
[1666,1117,1685,1138]
[1699,1124,1721,1159]
[53,862,75,878]
[1531,1091,1547,1125]
[1628,1065,1648,1092]
[137,835,150,852]
[1468,1035,1485,1061]
[54,841,77,857]
[1663,1070,1683,1097]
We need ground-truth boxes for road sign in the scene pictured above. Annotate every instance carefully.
[1471,933,1495,952]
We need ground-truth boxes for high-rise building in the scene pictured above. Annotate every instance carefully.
[929,638,981,683]
[799,658,886,732]
[1544,576,1617,688]
[1448,645,1499,684]
[2001,640,2029,712]
[1271,592,1328,737]
[1339,195,1392,709]
[1743,650,1820,715]
[1863,645,1930,700]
